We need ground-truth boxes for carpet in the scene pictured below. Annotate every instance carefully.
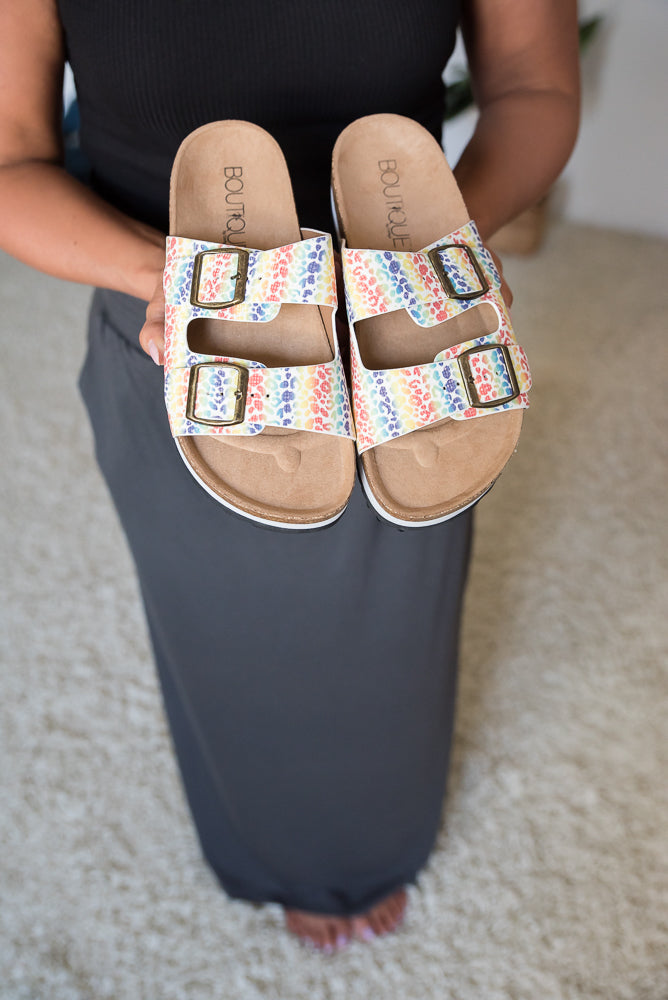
[1,221,667,1000]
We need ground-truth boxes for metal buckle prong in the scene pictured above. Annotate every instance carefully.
[427,243,489,300]
[457,343,520,409]
[186,362,249,426]
[190,248,249,308]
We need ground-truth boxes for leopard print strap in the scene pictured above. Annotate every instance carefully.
[165,356,355,439]
[352,333,531,454]
[342,221,532,453]
[342,221,499,328]
[163,232,354,439]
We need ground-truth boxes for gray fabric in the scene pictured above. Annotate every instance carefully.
[78,287,473,916]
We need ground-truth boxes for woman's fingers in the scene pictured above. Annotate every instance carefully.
[139,272,166,364]
[488,247,513,308]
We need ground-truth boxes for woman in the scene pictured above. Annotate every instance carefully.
[0,0,579,952]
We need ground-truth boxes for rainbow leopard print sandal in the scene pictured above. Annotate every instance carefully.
[164,121,356,529]
[331,114,531,528]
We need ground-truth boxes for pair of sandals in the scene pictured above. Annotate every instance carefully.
[163,115,531,530]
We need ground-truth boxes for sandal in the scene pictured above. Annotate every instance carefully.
[163,121,356,529]
[331,113,531,527]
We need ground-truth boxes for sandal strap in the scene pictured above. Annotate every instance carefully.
[165,356,355,440]
[342,221,501,327]
[164,232,337,334]
[163,230,353,439]
[342,220,532,453]
[353,335,531,454]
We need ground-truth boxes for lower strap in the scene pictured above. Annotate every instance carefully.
[353,335,531,454]
[165,356,355,440]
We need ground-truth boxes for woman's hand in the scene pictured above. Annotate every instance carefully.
[489,247,513,309]
[139,265,166,365]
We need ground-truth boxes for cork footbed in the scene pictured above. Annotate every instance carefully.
[331,114,523,524]
[171,121,355,526]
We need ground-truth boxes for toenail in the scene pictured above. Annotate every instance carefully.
[336,934,348,948]
[322,943,334,954]
[361,927,375,941]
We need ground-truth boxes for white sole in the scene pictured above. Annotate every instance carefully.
[175,439,347,531]
[358,461,493,529]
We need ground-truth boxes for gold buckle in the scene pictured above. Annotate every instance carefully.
[427,243,489,300]
[186,362,249,426]
[190,248,249,308]
[457,344,520,408]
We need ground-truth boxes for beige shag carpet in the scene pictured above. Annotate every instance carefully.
[1,222,667,1000]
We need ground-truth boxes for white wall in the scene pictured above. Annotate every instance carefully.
[443,0,668,239]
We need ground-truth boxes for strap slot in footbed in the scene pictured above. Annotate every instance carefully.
[173,127,334,368]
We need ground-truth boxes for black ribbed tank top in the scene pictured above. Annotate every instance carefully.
[57,1,460,233]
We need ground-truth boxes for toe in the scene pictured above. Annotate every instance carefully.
[322,921,338,952]
[372,897,399,936]
[369,909,388,936]
[333,919,350,951]
[285,910,327,950]
[387,891,407,927]
[351,916,375,942]
[310,918,331,951]
[378,889,407,933]
[306,914,350,952]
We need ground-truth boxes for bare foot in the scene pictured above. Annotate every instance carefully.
[285,888,407,952]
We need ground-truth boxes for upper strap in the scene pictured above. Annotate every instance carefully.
[353,335,532,454]
[164,232,338,326]
[342,221,500,328]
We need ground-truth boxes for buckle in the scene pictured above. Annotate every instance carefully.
[186,362,249,426]
[190,248,249,308]
[427,243,489,300]
[457,343,520,408]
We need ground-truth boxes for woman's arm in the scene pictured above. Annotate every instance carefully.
[455,0,580,241]
[0,0,164,341]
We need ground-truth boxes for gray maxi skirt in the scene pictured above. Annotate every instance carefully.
[78,287,473,916]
